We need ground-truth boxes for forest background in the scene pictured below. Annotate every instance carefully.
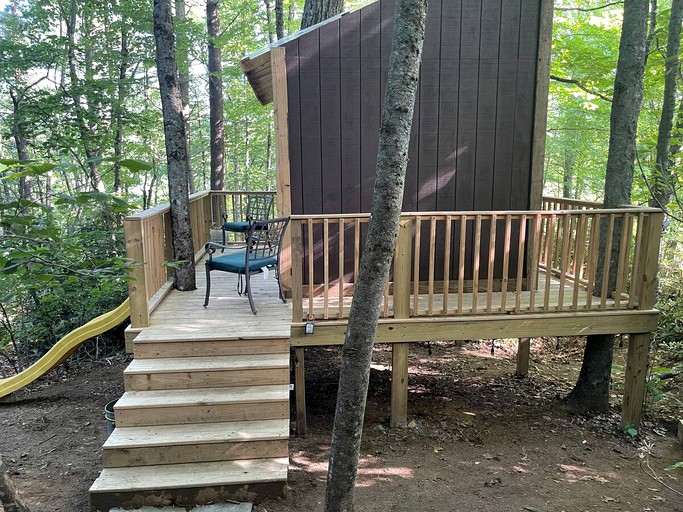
[0,0,682,394]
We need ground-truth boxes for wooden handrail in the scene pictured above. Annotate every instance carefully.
[290,208,664,323]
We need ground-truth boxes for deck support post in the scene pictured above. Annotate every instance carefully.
[622,333,651,428]
[391,343,409,428]
[390,217,412,428]
[516,338,531,377]
[621,210,663,429]
[294,347,307,435]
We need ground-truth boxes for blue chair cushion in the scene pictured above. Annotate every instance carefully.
[208,252,277,273]
[222,221,250,232]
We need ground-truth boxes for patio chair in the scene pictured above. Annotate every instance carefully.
[221,194,274,247]
[203,217,290,314]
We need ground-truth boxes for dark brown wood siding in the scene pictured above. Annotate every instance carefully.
[284,0,542,283]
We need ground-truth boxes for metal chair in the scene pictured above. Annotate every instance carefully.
[221,194,274,247]
[204,217,289,314]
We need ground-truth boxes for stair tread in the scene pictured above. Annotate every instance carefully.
[124,354,289,374]
[115,385,289,409]
[104,419,288,449]
[89,458,289,493]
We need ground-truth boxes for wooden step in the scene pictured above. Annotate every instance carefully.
[114,386,289,427]
[89,458,288,511]
[123,354,289,391]
[133,337,289,359]
[103,419,289,467]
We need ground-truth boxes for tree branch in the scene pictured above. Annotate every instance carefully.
[550,74,613,102]
[555,1,623,12]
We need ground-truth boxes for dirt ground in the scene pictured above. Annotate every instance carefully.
[1,338,682,512]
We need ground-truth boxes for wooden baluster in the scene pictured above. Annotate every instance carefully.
[585,214,600,309]
[600,214,616,309]
[323,219,329,319]
[443,215,452,314]
[338,219,345,318]
[307,218,314,319]
[486,214,498,313]
[472,215,482,314]
[528,214,542,311]
[413,216,422,315]
[614,213,632,309]
[628,213,645,308]
[354,218,361,288]
[500,215,512,312]
[571,213,588,311]
[544,214,556,311]
[514,215,527,313]
[428,216,437,316]
[458,214,467,314]
[557,213,572,311]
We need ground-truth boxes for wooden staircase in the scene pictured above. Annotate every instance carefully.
[89,333,291,511]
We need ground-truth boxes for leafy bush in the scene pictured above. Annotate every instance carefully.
[654,247,683,360]
[0,189,131,372]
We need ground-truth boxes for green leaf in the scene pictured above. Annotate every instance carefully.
[0,158,32,166]
[119,159,153,172]
[665,461,683,471]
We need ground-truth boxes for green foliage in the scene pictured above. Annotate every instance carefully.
[0,175,130,370]
[654,250,683,359]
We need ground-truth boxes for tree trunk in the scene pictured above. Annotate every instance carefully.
[275,0,284,39]
[566,0,650,414]
[66,0,103,192]
[176,0,194,194]
[323,0,427,510]
[562,149,574,199]
[113,22,129,193]
[300,0,344,29]
[153,0,196,291]
[207,0,225,191]
[650,0,683,208]
[10,94,31,200]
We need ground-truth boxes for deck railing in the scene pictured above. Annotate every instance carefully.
[290,207,663,323]
[124,190,274,328]
[542,196,602,210]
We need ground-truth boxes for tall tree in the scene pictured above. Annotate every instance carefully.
[176,0,195,194]
[565,0,651,413]
[323,0,427,510]
[207,0,225,191]
[275,0,284,39]
[153,0,196,291]
[300,0,343,29]
[650,0,683,209]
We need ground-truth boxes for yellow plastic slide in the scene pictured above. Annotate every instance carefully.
[0,299,130,399]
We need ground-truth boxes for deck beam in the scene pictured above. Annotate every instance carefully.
[291,310,659,346]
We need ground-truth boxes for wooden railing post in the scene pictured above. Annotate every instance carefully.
[124,217,149,328]
[290,219,304,323]
[622,211,664,429]
[391,216,412,428]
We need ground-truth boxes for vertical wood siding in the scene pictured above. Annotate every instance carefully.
[285,0,542,283]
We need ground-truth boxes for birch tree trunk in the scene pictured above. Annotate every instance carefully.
[207,0,225,191]
[566,0,650,413]
[323,0,427,510]
[153,0,196,291]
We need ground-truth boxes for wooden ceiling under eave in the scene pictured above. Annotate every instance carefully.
[241,51,274,105]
